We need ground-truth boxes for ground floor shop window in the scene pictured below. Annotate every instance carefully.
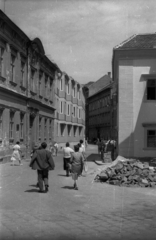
[39,117,42,140]
[9,111,15,143]
[67,125,72,136]
[49,119,52,141]
[79,126,82,136]
[20,113,24,142]
[74,126,77,137]
[0,109,3,143]
[44,118,47,140]
[60,124,65,136]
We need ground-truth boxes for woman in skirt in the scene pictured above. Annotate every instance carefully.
[11,141,22,166]
[71,145,84,190]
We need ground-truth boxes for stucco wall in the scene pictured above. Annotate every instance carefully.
[118,58,156,158]
[118,60,134,157]
[133,58,156,157]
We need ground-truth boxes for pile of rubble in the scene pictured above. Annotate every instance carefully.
[95,156,156,187]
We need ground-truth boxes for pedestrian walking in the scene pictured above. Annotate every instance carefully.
[11,141,23,166]
[71,145,84,190]
[63,142,74,176]
[97,139,101,155]
[54,142,59,156]
[100,139,106,162]
[29,142,55,193]
[30,144,41,188]
[85,138,88,148]
[49,143,55,156]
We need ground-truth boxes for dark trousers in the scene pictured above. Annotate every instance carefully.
[37,169,49,191]
[63,158,71,176]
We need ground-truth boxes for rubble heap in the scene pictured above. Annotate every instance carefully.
[95,157,156,187]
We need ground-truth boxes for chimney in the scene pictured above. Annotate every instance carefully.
[108,72,111,78]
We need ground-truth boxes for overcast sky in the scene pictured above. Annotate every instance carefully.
[3,0,156,84]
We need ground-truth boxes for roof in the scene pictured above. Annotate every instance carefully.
[114,33,156,50]
[87,82,112,99]
[88,74,112,97]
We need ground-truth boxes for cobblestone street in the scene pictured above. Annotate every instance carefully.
[0,145,156,240]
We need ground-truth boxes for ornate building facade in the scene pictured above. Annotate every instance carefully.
[0,10,60,161]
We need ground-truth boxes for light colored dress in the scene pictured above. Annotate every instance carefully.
[11,144,21,162]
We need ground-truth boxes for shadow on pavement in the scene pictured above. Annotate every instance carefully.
[25,189,39,193]
[86,153,101,162]
[62,186,74,190]
[29,184,38,187]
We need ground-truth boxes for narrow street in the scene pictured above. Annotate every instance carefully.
[0,145,156,240]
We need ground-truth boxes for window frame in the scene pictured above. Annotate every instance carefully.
[20,112,24,141]
[30,68,35,92]
[67,82,70,95]
[60,78,63,91]
[146,79,156,100]
[143,123,156,150]
[10,54,16,82]
[0,47,4,77]
[60,101,63,114]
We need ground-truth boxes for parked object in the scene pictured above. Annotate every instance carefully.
[95,156,156,188]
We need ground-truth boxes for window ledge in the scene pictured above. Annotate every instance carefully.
[143,148,156,151]
[20,85,26,91]
[0,76,6,83]
[30,90,37,96]
[9,81,17,87]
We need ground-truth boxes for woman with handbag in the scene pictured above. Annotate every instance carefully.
[70,145,84,190]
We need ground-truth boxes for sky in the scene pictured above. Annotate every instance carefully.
[2,0,156,84]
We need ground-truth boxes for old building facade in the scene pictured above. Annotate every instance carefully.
[0,10,60,160]
[84,73,112,142]
[54,72,85,146]
[112,33,156,158]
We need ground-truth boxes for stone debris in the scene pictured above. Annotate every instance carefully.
[94,156,156,188]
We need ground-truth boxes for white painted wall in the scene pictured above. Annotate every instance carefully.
[118,58,156,157]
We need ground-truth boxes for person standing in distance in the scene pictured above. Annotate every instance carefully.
[29,142,55,193]
[63,142,74,176]
[54,142,59,156]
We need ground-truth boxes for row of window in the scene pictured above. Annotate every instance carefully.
[0,45,54,99]
[59,101,82,118]
[60,78,81,99]
[89,95,111,112]
[89,112,111,126]
[57,123,83,137]
[0,109,53,144]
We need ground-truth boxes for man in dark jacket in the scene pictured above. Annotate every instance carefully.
[29,142,55,193]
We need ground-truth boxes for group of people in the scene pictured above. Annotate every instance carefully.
[62,139,86,190]
[10,138,87,193]
[97,138,116,162]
